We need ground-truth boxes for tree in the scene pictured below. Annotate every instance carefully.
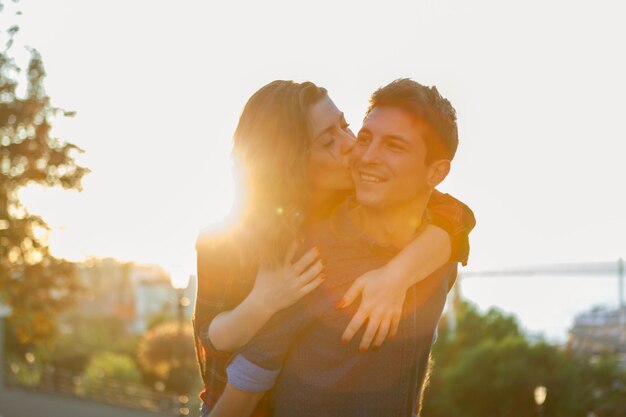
[579,355,626,417]
[136,321,197,394]
[0,1,88,352]
[43,314,140,375]
[82,351,142,394]
[421,301,626,417]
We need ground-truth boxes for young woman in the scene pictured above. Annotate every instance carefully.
[193,80,475,416]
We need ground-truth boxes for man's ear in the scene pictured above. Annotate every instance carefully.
[427,159,451,188]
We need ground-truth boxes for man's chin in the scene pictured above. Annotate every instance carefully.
[355,190,386,210]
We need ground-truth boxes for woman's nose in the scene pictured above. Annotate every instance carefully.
[339,129,356,155]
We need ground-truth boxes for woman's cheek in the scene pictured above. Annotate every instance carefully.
[307,153,329,187]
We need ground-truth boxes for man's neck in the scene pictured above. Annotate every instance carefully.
[306,187,351,224]
[350,195,430,248]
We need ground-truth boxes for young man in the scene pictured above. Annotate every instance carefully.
[209,78,461,417]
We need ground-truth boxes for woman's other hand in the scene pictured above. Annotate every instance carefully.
[338,266,408,352]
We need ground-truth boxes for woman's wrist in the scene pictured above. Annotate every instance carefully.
[381,260,414,294]
[244,290,278,320]
[208,292,276,352]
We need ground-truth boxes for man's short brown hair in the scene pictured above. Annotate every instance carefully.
[366,78,458,163]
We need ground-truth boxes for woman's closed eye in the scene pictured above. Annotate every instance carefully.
[321,137,335,148]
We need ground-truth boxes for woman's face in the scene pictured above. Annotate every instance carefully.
[307,96,356,191]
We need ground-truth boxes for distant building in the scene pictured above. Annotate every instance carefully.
[74,258,138,321]
[567,306,626,367]
[71,258,195,334]
[132,278,173,333]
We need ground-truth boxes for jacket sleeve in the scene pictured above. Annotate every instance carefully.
[193,229,253,357]
[427,189,476,266]
[226,282,322,392]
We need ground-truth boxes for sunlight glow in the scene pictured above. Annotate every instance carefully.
[8,0,626,341]
[166,264,192,290]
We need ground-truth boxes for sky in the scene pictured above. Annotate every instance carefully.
[5,0,626,340]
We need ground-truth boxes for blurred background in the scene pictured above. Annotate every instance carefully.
[0,0,625,416]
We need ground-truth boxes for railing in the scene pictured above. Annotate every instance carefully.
[3,361,194,416]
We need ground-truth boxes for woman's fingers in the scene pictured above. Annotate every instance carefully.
[337,279,364,309]
[371,317,391,349]
[296,274,325,299]
[358,317,381,352]
[295,260,324,286]
[344,309,398,351]
[291,247,319,275]
[388,314,401,340]
[341,311,367,345]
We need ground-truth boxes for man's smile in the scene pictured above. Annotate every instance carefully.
[357,169,387,183]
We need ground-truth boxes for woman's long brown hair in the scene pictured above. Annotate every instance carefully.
[226,80,328,268]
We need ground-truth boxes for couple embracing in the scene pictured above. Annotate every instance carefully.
[193,78,475,417]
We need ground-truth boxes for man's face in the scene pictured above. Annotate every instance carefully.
[351,106,431,210]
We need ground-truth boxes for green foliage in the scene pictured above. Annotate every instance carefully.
[40,314,139,376]
[421,301,626,417]
[4,354,43,387]
[136,321,197,394]
[60,314,138,353]
[580,355,626,417]
[145,310,173,331]
[0,2,88,349]
[82,351,142,393]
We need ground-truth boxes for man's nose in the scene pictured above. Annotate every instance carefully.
[360,140,381,164]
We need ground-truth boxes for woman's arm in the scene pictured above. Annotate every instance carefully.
[208,383,265,417]
[198,240,324,353]
[338,225,451,351]
[339,191,475,351]
[427,189,476,266]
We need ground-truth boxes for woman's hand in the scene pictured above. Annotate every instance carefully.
[338,266,409,352]
[250,242,325,315]
[338,224,453,352]
[206,243,324,353]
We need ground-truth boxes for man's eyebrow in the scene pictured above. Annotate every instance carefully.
[383,135,410,145]
[357,129,407,145]
[314,112,345,140]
